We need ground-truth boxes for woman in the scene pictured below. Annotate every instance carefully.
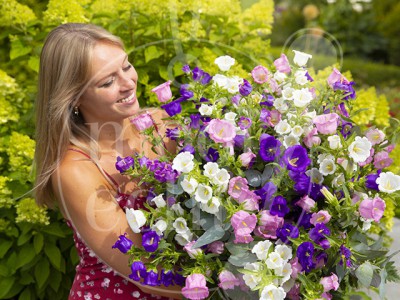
[34,23,181,300]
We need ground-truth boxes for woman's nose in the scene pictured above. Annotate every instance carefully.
[119,72,135,90]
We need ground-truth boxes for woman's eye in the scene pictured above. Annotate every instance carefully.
[101,78,115,88]
[123,64,132,72]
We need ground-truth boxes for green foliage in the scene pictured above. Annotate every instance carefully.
[0,0,275,299]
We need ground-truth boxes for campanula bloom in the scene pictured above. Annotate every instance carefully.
[129,261,146,281]
[283,145,311,172]
[130,112,154,131]
[144,269,160,286]
[259,134,281,162]
[251,65,270,84]
[276,223,299,244]
[239,79,253,96]
[296,241,315,272]
[182,274,209,300]
[115,156,134,173]
[112,234,133,254]
[359,196,386,222]
[142,230,160,252]
[151,80,172,102]
[273,54,291,73]
[270,196,290,217]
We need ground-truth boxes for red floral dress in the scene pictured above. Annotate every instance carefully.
[66,148,172,300]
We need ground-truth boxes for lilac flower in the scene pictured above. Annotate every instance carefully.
[112,234,133,254]
[260,94,274,106]
[142,230,160,252]
[309,223,331,243]
[218,270,240,290]
[276,223,299,244]
[339,244,352,267]
[234,134,245,148]
[270,196,290,217]
[161,270,174,287]
[359,196,385,222]
[238,117,252,130]
[231,94,241,105]
[138,156,150,167]
[129,261,146,281]
[239,79,253,96]
[190,114,201,129]
[182,274,209,299]
[251,65,270,84]
[260,109,281,127]
[333,81,356,99]
[166,127,180,140]
[161,98,184,116]
[365,173,380,191]
[182,65,191,74]
[144,269,160,286]
[296,242,315,273]
[338,102,349,118]
[180,84,194,99]
[256,182,277,209]
[115,156,134,173]
[259,134,282,162]
[283,145,311,173]
[180,144,195,155]
[207,241,225,254]
[204,147,219,162]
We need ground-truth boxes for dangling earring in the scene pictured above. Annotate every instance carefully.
[74,106,79,116]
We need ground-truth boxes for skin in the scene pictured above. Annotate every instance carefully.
[51,42,181,299]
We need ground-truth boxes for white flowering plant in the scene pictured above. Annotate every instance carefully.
[112,51,400,300]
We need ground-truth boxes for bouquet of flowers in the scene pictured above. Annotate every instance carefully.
[112,51,400,300]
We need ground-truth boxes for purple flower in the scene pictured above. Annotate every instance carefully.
[309,223,331,243]
[333,81,356,99]
[238,117,252,130]
[161,98,184,116]
[340,120,353,138]
[283,145,311,173]
[115,156,134,173]
[112,233,133,254]
[260,94,274,107]
[256,182,277,209]
[231,94,241,105]
[180,84,194,99]
[276,223,299,244]
[239,79,252,96]
[234,134,245,148]
[144,269,160,286]
[204,147,219,162]
[161,270,174,287]
[174,272,186,286]
[129,261,146,281]
[270,196,290,217]
[305,71,314,82]
[182,65,191,73]
[339,244,352,267]
[201,72,212,85]
[180,144,195,155]
[296,242,315,273]
[192,67,204,81]
[337,102,349,118]
[365,173,379,190]
[142,230,160,252]
[138,156,150,167]
[182,274,209,300]
[190,114,201,129]
[259,134,281,162]
[166,127,180,140]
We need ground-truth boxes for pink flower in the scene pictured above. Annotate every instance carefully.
[313,113,339,135]
[239,149,256,168]
[182,274,209,300]
[290,258,303,279]
[237,189,260,211]
[251,65,270,84]
[358,148,375,167]
[206,119,236,144]
[231,211,257,244]
[130,112,154,131]
[151,80,172,103]
[218,270,240,290]
[183,241,202,259]
[295,195,316,212]
[303,128,321,148]
[359,197,386,222]
[207,241,224,254]
[255,210,284,239]
[320,273,339,292]
[267,78,281,95]
[274,54,291,74]
[365,128,385,145]
[327,68,349,88]
[228,176,249,200]
[321,292,333,300]
[373,151,393,169]
[310,210,331,225]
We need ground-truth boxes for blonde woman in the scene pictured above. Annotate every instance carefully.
[34,23,181,299]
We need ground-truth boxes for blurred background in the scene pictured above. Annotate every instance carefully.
[0,0,399,299]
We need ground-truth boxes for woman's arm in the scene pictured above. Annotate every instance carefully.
[52,153,182,299]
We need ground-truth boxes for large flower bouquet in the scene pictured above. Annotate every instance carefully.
[112,51,400,300]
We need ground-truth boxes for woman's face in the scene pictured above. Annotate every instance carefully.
[78,42,139,124]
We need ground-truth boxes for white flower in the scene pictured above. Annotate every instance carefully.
[318,153,335,164]
[283,134,299,148]
[273,98,288,113]
[175,230,193,246]
[226,76,243,94]
[152,219,167,235]
[282,87,295,100]
[243,263,262,289]
[212,168,230,186]
[275,245,293,261]
[274,71,287,82]
[319,158,336,176]
[292,88,313,107]
[332,173,345,187]
[275,120,292,135]
[151,194,166,208]
[293,50,312,66]
[348,136,372,163]
[304,110,317,120]
[361,218,372,231]
[199,104,214,116]
[173,217,189,234]
[295,70,308,85]
[306,168,324,185]
[195,184,213,203]
[224,112,237,124]
[171,203,185,216]
[266,252,284,269]
[126,208,146,233]
[251,240,272,261]
[328,135,342,149]
[172,151,194,173]
[376,172,400,194]
[213,74,228,87]
[200,197,220,214]
[216,97,228,106]
[181,176,198,194]
[274,262,292,284]
[291,125,304,137]
[251,93,263,103]
[215,55,235,71]
[203,162,219,179]
[260,284,286,300]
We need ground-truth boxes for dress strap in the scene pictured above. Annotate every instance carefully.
[67,148,120,190]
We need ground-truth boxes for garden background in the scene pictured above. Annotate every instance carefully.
[0,0,399,299]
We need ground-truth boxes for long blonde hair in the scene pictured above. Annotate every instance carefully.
[34,23,124,208]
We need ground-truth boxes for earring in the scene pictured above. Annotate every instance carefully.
[74,106,79,116]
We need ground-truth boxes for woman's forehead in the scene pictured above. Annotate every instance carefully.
[90,42,127,79]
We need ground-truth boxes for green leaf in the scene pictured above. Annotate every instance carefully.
[144,45,162,63]
[34,258,49,290]
[192,224,225,248]
[19,272,35,285]
[228,252,257,267]
[356,262,374,287]
[0,239,13,258]
[28,56,39,73]
[48,268,61,291]
[33,233,44,254]
[0,276,15,298]
[0,264,10,277]
[16,244,36,269]
[18,287,32,300]
[44,243,62,270]
[17,230,32,246]
[10,38,32,60]
[159,67,169,81]
[41,223,66,237]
